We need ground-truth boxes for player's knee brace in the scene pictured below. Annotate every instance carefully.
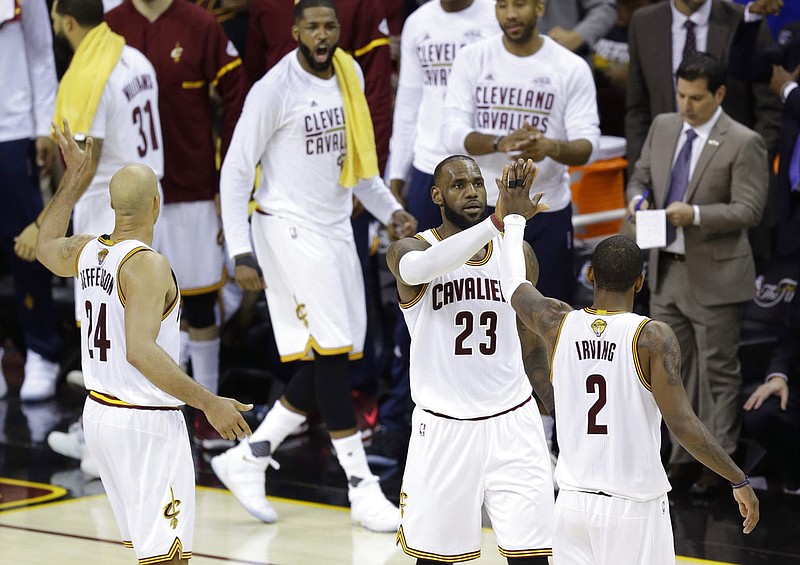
[182,292,217,328]
[314,353,357,432]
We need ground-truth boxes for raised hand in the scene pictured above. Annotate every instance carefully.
[495,158,549,220]
[51,119,94,179]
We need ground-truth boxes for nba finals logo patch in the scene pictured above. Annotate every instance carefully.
[163,486,181,529]
[591,319,607,338]
[170,42,183,63]
[97,249,108,265]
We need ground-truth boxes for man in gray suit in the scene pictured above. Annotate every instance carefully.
[626,52,769,489]
[625,0,781,173]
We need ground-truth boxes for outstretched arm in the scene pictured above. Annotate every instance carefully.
[387,159,546,290]
[516,241,555,414]
[123,251,253,441]
[499,214,572,348]
[36,120,97,277]
[641,320,759,534]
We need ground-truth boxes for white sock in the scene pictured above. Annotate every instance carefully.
[239,400,306,458]
[179,331,190,370]
[541,414,555,449]
[188,338,220,393]
[331,432,375,488]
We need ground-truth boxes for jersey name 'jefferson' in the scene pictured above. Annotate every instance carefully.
[78,265,114,296]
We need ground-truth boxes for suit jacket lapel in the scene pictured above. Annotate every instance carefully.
[653,5,676,109]
[707,0,734,59]
[687,114,728,202]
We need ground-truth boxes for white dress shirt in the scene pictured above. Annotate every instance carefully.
[669,0,712,76]
[664,105,723,254]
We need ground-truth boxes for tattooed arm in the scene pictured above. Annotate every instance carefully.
[516,241,555,414]
[642,320,760,534]
[36,120,97,277]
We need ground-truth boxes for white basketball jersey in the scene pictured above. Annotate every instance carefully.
[401,229,532,419]
[76,236,182,407]
[86,46,164,198]
[552,308,671,501]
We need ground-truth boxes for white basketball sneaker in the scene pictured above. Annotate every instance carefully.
[211,446,279,523]
[47,421,85,460]
[20,350,58,402]
[348,478,400,533]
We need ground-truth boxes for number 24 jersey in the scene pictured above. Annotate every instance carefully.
[552,308,670,501]
[76,237,181,407]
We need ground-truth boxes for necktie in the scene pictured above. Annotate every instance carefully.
[683,20,697,62]
[665,129,698,245]
[790,133,800,192]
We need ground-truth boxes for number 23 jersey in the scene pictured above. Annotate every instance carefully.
[400,229,532,419]
[552,308,670,500]
[76,237,181,407]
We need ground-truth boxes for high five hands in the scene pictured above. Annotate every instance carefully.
[494,158,549,220]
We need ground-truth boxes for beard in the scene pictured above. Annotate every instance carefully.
[503,20,536,44]
[298,40,338,73]
[52,30,73,63]
[443,201,486,230]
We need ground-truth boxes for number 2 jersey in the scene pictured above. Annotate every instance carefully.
[551,308,670,501]
[76,237,182,407]
[400,229,532,419]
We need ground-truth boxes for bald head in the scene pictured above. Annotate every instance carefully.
[109,164,159,220]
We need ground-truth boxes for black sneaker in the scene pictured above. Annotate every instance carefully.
[366,426,410,467]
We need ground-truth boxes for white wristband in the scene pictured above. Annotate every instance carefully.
[500,216,531,299]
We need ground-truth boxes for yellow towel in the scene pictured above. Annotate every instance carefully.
[332,48,379,188]
[53,23,125,138]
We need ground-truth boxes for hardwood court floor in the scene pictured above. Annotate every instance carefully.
[2,378,800,564]
[0,486,780,565]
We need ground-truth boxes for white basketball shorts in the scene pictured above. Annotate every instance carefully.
[553,490,674,565]
[159,200,225,294]
[398,400,554,562]
[82,397,195,562]
[251,212,366,361]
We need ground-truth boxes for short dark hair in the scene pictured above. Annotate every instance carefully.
[676,52,727,93]
[433,155,478,187]
[54,0,104,27]
[294,0,339,22]
[591,235,643,293]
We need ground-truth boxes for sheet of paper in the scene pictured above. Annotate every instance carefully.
[635,209,667,249]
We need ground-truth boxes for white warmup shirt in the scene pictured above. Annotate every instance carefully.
[83,46,164,198]
[551,308,671,501]
[0,0,57,142]
[442,35,600,210]
[400,230,532,419]
[221,50,402,259]
[388,0,499,179]
[76,237,182,407]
